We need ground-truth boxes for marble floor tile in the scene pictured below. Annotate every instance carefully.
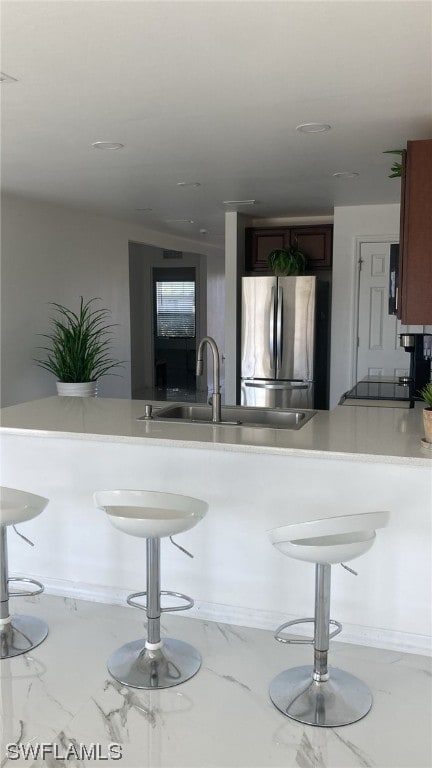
[0,595,431,768]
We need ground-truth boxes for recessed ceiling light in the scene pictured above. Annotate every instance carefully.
[177,181,201,188]
[166,219,195,224]
[91,141,124,150]
[296,123,331,133]
[222,199,256,206]
[332,171,359,178]
[0,72,18,83]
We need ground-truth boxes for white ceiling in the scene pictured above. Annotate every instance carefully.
[1,0,431,246]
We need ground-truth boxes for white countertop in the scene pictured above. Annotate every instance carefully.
[0,396,430,466]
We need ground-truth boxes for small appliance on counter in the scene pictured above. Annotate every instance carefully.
[399,334,432,398]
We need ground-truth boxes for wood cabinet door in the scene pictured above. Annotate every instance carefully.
[246,229,285,272]
[398,139,432,324]
[289,225,333,269]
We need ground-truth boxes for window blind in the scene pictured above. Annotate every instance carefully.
[155,280,196,338]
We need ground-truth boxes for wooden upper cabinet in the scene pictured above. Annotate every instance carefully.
[245,228,285,272]
[398,139,432,324]
[245,225,333,273]
[288,226,333,269]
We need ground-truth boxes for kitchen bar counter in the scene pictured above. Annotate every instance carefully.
[0,396,430,466]
[0,396,430,656]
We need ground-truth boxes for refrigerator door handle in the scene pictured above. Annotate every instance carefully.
[244,381,309,389]
[276,285,283,374]
[269,285,276,372]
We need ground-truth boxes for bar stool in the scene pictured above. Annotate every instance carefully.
[93,489,208,689]
[268,510,390,727]
[0,486,49,659]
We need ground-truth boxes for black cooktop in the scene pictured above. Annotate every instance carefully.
[346,380,411,402]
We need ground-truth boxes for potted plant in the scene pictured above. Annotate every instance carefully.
[268,240,307,276]
[383,149,403,178]
[419,381,432,443]
[35,297,123,396]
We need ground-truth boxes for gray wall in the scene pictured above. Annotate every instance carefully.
[224,212,249,404]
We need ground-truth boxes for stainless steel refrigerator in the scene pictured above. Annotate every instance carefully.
[241,276,316,409]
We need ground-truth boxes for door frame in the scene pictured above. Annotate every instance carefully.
[351,234,399,386]
[128,243,207,399]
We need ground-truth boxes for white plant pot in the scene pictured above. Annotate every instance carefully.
[56,381,98,397]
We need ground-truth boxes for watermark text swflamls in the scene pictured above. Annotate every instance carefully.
[6,742,123,761]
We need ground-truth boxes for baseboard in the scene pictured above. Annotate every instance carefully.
[42,578,432,657]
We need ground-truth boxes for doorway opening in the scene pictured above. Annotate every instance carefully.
[153,267,197,393]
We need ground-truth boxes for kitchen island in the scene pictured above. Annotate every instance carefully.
[0,397,430,655]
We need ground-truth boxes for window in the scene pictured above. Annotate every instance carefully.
[155,280,196,338]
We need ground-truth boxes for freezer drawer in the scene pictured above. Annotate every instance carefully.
[241,380,314,409]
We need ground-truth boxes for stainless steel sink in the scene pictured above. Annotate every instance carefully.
[143,404,316,430]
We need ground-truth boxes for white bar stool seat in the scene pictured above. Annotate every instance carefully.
[94,489,208,690]
[268,510,390,727]
[0,486,49,659]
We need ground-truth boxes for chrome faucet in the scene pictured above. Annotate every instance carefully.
[196,336,221,423]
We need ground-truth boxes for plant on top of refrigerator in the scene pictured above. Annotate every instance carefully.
[268,240,306,276]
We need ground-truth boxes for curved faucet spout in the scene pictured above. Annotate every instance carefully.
[196,336,221,423]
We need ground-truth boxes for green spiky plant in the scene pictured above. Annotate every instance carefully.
[383,149,403,178]
[419,382,432,410]
[35,297,124,382]
[268,240,307,276]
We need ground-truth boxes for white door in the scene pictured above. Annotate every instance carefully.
[356,242,415,380]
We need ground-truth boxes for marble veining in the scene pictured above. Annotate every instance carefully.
[0,594,430,768]
[331,730,374,767]
[204,667,252,692]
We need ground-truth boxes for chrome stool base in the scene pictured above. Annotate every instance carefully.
[0,615,49,659]
[107,637,201,689]
[269,665,372,727]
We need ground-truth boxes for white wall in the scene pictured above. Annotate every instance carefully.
[330,204,400,408]
[2,432,430,655]
[0,194,223,407]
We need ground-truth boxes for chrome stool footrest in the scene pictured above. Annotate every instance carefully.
[275,617,342,644]
[127,590,194,613]
[7,577,44,598]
